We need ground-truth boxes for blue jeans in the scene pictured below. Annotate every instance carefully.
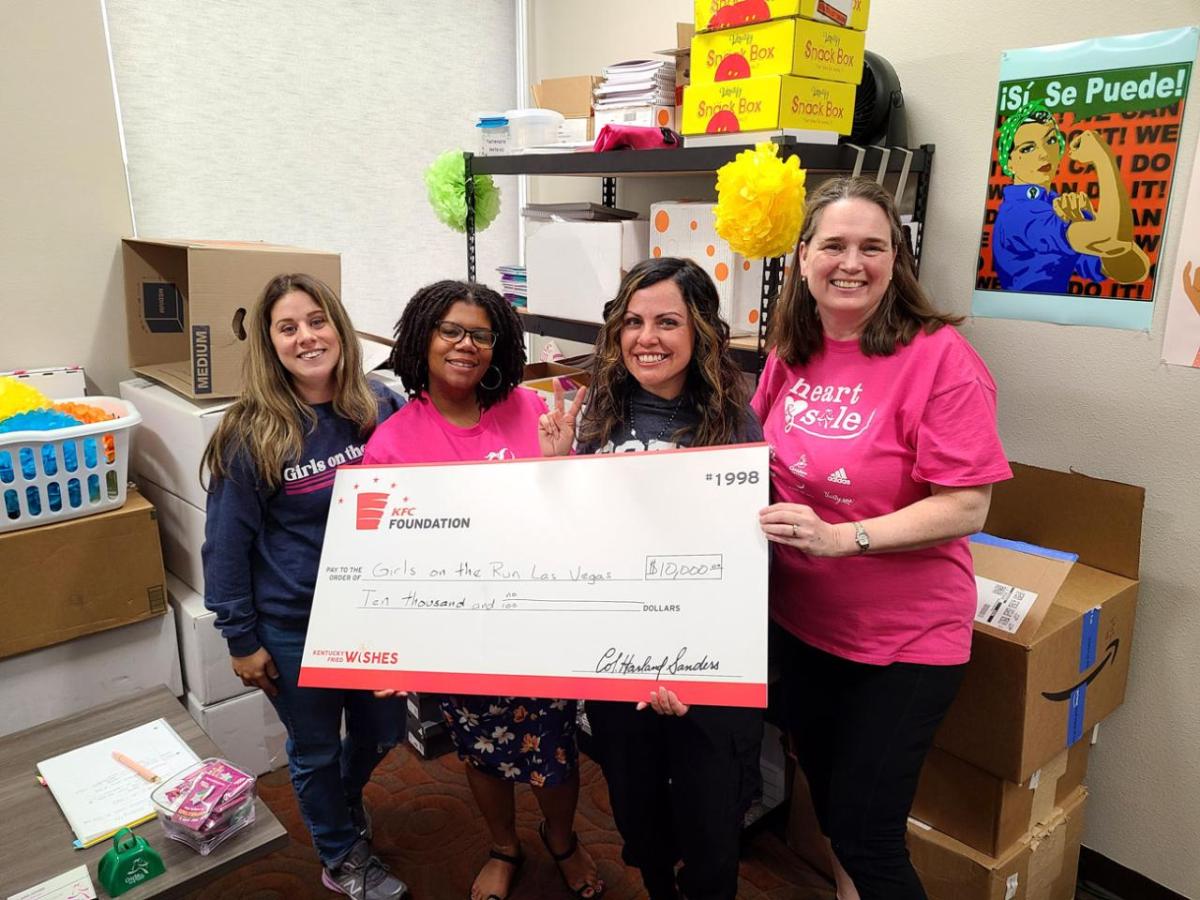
[258,618,405,867]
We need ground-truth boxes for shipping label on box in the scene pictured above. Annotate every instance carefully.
[649,201,764,335]
[695,0,864,32]
[682,74,855,135]
[691,17,865,85]
[123,238,341,399]
[970,535,1076,641]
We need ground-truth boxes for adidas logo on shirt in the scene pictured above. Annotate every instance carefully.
[826,467,851,485]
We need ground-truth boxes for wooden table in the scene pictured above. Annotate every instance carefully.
[0,687,288,898]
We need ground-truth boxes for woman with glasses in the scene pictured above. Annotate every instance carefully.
[362,280,603,900]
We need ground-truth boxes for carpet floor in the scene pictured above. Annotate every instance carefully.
[181,744,838,899]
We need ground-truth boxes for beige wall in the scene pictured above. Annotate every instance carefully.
[0,0,134,395]
[530,1,1200,894]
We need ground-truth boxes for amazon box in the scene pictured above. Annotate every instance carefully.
[123,238,341,399]
[934,463,1142,783]
[0,487,166,658]
[912,739,1090,857]
[908,788,1086,900]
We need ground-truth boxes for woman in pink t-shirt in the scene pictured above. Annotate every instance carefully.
[363,281,603,900]
[752,178,1011,900]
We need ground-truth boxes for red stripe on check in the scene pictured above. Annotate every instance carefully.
[298,666,766,708]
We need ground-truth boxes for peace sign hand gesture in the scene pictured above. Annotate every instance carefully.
[538,382,588,457]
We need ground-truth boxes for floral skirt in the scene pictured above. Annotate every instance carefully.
[440,694,578,786]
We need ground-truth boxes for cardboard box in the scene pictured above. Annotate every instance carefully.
[912,739,1090,857]
[908,788,1087,900]
[120,377,231,510]
[0,605,182,737]
[0,487,166,658]
[695,0,868,32]
[167,572,253,706]
[681,74,855,135]
[594,105,677,131]
[934,463,1143,783]
[122,238,341,399]
[532,75,601,118]
[691,17,865,85]
[187,687,287,776]
[526,220,649,324]
[136,477,206,594]
[0,366,87,400]
[649,200,763,335]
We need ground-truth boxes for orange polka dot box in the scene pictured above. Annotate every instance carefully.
[649,201,775,336]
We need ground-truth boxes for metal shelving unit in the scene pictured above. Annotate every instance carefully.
[464,139,935,372]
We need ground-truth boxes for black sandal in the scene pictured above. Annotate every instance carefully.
[478,846,523,900]
[539,822,604,898]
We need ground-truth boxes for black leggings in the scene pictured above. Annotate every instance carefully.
[773,625,966,900]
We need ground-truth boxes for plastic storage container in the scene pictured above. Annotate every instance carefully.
[0,396,141,533]
[151,757,257,855]
[476,112,510,155]
[505,108,565,149]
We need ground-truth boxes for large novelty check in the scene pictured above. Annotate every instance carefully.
[299,444,769,707]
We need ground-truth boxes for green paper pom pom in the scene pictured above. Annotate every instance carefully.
[425,150,501,233]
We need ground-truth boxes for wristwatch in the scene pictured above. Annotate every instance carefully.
[852,521,871,554]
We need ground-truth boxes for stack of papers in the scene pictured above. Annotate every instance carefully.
[521,203,639,222]
[496,265,526,308]
[595,59,675,110]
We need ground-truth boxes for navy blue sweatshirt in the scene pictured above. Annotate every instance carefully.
[202,383,403,657]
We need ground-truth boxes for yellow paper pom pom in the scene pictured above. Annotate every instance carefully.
[713,142,807,259]
[0,375,53,422]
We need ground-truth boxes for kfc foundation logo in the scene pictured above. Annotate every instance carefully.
[356,491,389,530]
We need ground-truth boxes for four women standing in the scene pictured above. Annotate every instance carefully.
[203,175,1007,899]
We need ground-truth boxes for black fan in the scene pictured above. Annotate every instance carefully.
[844,51,908,146]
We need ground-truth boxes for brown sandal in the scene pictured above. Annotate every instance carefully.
[538,822,604,898]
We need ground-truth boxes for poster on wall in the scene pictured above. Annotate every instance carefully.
[1161,140,1200,367]
[973,27,1198,330]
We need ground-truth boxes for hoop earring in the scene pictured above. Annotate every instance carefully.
[479,365,503,392]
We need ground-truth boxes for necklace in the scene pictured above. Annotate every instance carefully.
[627,391,684,445]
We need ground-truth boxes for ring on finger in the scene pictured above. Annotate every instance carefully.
[791,523,799,538]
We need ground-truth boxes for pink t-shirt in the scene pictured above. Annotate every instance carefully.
[751,326,1011,666]
[363,388,545,465]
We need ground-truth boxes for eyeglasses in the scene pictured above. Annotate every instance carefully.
[435,321,498,349]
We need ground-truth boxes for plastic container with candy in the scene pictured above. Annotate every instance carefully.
[150,758,257,855]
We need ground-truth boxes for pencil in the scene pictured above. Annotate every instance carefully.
[112,750,160,782]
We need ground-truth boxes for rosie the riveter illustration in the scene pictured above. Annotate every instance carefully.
[993,99,1149,293]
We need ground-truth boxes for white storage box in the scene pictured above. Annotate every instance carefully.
[595,105,677,131]
[138,477,207,594]
[0,604,182,737]
[649,201,765,336]
[506,108,565,149]
[119,378,231,511]
[187,688,288,777]
[168,572,253,706]
[526,220,650,324]
[0,366,87,400]
[0,396,141,534]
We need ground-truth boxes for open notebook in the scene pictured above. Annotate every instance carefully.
[37,718,199,848]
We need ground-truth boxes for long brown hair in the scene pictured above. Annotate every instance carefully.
[577,257,748,449]
[201,273,379,490]
[770,176,960,365]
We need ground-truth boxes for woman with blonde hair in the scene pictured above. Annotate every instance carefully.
[202,273,409,900]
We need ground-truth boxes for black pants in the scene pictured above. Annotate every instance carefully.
[773,625,966,900]
[586,700,763,900]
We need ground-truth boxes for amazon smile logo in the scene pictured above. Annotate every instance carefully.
[1041,638,1119,702]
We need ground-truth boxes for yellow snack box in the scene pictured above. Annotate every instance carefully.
[692,17,866,86]
[681,74,856,135]
[695,0,869,33]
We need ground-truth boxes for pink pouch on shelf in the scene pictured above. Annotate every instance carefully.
[593,125,682,152]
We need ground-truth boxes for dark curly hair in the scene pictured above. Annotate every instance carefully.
[388,280,526,408]
[577,257,748,450]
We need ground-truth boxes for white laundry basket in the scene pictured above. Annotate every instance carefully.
[0,396,142,533]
